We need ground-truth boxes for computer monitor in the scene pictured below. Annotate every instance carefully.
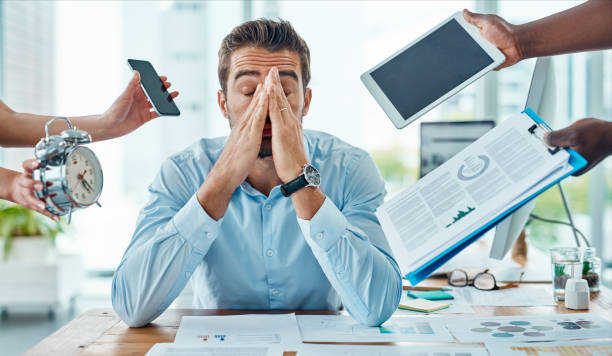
[489,57,555,260]
[419,120,495,178]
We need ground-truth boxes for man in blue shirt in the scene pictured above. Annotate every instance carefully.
[112,19,402,328]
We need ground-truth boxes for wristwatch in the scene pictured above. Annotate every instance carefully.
[280,164,321,197]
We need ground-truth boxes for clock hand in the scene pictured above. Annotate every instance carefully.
[70,169,87,193]
[81,179,93,193]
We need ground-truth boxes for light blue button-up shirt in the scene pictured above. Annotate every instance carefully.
[111,130,402,327]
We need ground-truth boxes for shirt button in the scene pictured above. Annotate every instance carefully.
[337,272,343,278]
[316,232,324,240]
[265,204,272,210]
[206,232,214,239]
[266,249,274,257]
[272,290,280,297]
[186,272,191,278]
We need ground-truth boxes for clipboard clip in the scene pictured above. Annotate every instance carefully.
[528,124,560,155]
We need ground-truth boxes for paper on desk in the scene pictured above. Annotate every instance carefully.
[484,339,612,356]
[296,315,453,343]
[298,344,488,356]
[452,286,556,306]
[446,313,612,343]
[395,290,475,315]
[145,343,283,356]
[174,314,301,347]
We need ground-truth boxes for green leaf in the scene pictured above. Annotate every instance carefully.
[0,201,63,258]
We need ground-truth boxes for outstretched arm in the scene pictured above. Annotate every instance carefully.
[463,0,612,70]
[0,72,178,147]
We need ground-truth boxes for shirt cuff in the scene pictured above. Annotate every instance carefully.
[298,197,347,252]
[172,194,223,253]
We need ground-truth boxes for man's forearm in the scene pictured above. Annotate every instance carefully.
[291,186,326,220]
[297,198,402,326]
[196,164,242,221]
[517,0,612,60]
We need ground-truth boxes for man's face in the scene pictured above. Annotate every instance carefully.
[218,46,312,158]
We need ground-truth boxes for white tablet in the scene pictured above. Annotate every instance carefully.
[361,12,505,129]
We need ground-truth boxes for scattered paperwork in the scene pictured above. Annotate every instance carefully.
[446,313,612,343]
[452,286,556,306]
[298,344,489,356]
[296,315,453,342]
[145,343,282,356]
[484,340,612,356]
[174,314,301,347]
[396,290,474,315]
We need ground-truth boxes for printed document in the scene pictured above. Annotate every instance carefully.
[445,313,612,342]
[452,286,556,306]
[296,315,453,342]
[484,340,612,356]
[376,112,573,277]
[299,344,488,356]
[145,343,282,356]
[174,314,301,347]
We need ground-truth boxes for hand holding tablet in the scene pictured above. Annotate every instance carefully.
[361,11,505,129]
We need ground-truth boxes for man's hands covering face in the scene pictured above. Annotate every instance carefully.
[216,83,269,189]
[266,67,309,183]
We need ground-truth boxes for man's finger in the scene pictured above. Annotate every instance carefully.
[250,86,269,131]
[241,84,261,126]
[544,127,579,148]
[268,80,282,125]
[272,69,291,119]
[170,91,179,99]
[160,75,167,82]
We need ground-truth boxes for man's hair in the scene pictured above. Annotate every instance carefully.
[218,18,311,95]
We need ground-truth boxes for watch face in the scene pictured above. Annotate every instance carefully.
[304,165,321,186]
[64,146,103,205]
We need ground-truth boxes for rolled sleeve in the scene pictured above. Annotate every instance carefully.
[298,197,346,252]
[172,194,223,253]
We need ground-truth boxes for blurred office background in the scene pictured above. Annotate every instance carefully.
[0,1,610,354]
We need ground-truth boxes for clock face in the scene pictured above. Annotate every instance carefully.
[64,146,103,206]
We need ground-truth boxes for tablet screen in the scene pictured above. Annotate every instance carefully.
[370,19,494,120]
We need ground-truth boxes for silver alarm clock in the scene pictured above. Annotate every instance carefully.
[33,117,103,222]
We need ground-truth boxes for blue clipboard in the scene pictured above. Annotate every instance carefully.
[405,108,587,286]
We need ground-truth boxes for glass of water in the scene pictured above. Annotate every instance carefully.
[550,247,582,302]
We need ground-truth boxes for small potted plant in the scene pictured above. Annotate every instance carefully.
[0,201,63,262]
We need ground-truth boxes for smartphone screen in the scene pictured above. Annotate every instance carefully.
[127,59,180,116]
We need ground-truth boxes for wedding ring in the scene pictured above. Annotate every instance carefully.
[280,107,289,112]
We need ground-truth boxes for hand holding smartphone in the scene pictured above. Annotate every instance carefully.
[127,59,181,116]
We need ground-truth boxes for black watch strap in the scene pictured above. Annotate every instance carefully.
[280,174,309,197]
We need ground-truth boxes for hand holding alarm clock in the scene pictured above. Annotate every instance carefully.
[33,117,103,223]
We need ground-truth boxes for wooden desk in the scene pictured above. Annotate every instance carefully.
[24,283,612,356]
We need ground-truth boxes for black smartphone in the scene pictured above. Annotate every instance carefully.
[127,59,180,116]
